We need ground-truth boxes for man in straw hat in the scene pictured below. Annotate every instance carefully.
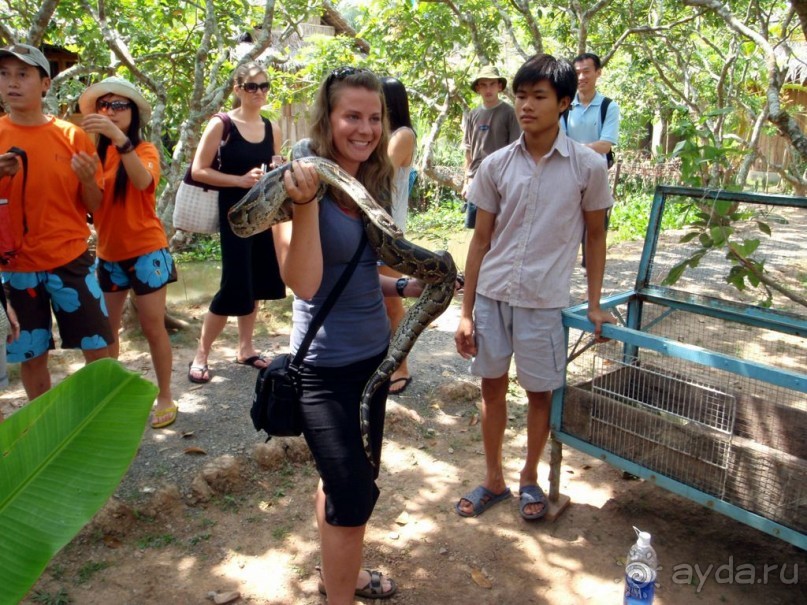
[0,43,111,402]
[461,64,520,228]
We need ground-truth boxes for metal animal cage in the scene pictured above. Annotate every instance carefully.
[550,186,807,549]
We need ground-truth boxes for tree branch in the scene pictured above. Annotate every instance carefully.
[27,0,60,46]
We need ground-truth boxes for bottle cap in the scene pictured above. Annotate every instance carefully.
[633,526,652,546]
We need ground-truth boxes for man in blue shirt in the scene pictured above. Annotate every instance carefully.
[561,52,619,167]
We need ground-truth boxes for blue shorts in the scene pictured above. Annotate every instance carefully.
[97,248,177,295]
[3,251,113,362]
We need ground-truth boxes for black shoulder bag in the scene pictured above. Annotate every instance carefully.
[250,232,367,440]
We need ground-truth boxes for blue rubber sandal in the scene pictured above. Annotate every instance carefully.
[456,485,512,518]
[519,484,548,520]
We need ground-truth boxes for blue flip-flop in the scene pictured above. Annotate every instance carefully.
[456,485,512,518]
[519,485,548,520]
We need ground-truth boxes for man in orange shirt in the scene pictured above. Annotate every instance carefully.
[0,43,111,400]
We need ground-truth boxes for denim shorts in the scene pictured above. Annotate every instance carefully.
[470,294,566,393]
[3,250,113,362]
[97,248,177,295]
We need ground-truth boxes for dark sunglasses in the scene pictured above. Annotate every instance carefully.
[97,100,132,112]
[240,82,270,93]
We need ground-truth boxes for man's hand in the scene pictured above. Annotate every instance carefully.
[454,316,477,359]
[461,178,472,199]
[5,303,19,343]
[587,307,615,343]
[0,151,21,178]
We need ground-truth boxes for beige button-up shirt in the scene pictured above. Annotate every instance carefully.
[469,130,613,309]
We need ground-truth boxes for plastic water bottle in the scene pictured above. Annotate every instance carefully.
[624,527,657,605]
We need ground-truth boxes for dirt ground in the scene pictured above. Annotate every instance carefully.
[4,243,806,605]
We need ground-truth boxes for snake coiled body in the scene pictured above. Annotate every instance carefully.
[228,147,457,467]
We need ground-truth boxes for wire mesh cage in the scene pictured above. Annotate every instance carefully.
[555,186,807,548]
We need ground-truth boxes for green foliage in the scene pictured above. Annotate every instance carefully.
[0,360,158,604]
[31,588,72,605]
[609,184,693,244]
[189,533,212,546]
[660,201,788,307]
[172,234,222,263]
[75,561,110,585]
[136,534,177,549]
[408,188,464,249]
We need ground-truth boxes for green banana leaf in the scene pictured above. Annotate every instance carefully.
[0,359,158,604]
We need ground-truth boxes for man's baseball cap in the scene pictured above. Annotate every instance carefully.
[0,43,50,77]
[471,65,507,91]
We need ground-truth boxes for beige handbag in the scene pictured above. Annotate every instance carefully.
[173,171,220,234]
[172,113,232,234]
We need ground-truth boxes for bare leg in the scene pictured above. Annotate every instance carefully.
[82,347,111,363]
[103,290,129,359]
[316,482,364,605]
[235,303,266,368]
[457,373,509,515]
[315,481,393,604]
[191,310,228,375]
[378,265,409,387]
[21,351,51,400]
[519,390,552,517]
[135,288,174,411]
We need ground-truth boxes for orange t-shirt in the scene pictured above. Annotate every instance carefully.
[0,116,104,272]
[92,142,168,262]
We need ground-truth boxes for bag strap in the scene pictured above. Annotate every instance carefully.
[562,96,610,131]
[599,97,611,130]
[213,112,232,170]
[6,147,28,235]
[290,231,367,370]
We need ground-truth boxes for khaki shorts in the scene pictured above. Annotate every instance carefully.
[470,294,566,393]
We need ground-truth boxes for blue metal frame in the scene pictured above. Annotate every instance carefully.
[553,186,807,549]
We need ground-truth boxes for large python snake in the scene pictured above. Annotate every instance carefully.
[228,144,457,467]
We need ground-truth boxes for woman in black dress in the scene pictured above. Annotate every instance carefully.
[188,62,285,383]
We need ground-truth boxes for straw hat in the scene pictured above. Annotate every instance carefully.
[79,76,152,122]
[470,65,507,91]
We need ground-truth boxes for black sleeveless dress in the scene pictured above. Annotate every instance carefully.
[210,117,285,316]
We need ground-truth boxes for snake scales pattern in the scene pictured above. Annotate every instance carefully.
[228,149,457,467]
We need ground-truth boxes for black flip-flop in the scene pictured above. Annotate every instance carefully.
[234,355,268,369]
[388,376,412,395]
[188,362,210,384]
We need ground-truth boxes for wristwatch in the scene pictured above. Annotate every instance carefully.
[395,277,409,297]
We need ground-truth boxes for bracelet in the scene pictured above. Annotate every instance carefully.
[115,138,135,154]
[292,196,317,206]
[395,277,409,297]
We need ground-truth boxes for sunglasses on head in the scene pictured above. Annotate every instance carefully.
[240,82,270,93]
[97,100,132,112]
[325,66,370,91]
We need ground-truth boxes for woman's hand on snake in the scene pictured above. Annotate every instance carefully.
[283,160,319,205]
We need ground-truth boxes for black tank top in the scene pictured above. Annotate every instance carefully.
[218,117,274,209]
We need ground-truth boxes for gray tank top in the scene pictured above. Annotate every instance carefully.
[290,197,390,366]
